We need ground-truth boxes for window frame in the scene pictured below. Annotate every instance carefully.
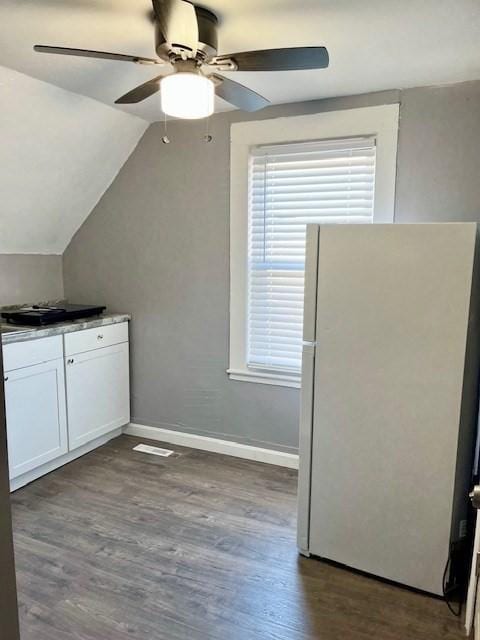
[228,105,400,388]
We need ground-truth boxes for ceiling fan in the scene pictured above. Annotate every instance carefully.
[34,0,329,120]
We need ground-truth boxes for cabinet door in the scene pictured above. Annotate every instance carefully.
[4,359,68,480]
[66,342,130,451]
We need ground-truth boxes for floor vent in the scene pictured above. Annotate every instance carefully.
[133,444,174,457]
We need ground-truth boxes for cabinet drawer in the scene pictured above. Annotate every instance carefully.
[64,321,128,356]
[3,335,63,372]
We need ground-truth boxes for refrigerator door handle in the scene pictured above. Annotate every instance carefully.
[297,343,316,555]
[297,224,319,556]
[303,225,319,344]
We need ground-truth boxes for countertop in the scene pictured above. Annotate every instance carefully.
[0,314,130,346]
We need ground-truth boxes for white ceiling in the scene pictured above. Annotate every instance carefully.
[0,0,479,122]
[0,65,147,254]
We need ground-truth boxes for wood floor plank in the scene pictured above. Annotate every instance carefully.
[11,434,464,640]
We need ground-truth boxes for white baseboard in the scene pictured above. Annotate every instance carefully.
[124,423,299,470]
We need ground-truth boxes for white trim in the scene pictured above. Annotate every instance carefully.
[465,509,480,635]
[124,423,299,469]
[229,105,400,387]
[227,368,301,388]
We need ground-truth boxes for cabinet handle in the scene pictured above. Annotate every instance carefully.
[97,334,104,340]
[67,358,74,365]
[4,376,8,382]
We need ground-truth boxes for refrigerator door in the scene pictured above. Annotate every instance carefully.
[297,224,319,554]
[297,342,315,554]
[308,223,478,595]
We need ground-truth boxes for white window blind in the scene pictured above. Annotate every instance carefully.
[247,136,376,373]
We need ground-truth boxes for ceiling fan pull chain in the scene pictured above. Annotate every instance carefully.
[162,112,171,144]
[204,115,213,143]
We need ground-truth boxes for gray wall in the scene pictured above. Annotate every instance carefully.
[0,254,64,307]
[63,80,480,453]
[396,82,480,222]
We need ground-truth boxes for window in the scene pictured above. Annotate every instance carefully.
[229,105,399,388]
[248,138,376,374]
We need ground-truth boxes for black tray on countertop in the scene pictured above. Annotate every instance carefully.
[1,304,106,326]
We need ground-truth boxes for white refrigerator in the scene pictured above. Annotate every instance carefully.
[297,223,480,595]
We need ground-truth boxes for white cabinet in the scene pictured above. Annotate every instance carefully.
[65,342,130,451]
[2,320,130,489]
[4,357,68,480]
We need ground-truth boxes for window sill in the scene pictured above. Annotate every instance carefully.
[227,368,301,389]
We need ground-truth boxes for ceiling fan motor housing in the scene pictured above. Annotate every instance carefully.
[155,6,218,61]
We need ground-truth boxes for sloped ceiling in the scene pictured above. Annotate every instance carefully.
[0,0,479,122]
[0,65,148,254]
[1,1,479,255]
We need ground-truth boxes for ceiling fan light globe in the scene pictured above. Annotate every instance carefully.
[161,72,214,119]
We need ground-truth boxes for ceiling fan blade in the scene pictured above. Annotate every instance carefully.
[152,0,199,55]
[115,75,164,104]
[34,45,160,65]
[212,47,329,72]
[213,74,269,112]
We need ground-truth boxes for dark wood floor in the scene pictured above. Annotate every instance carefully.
[11,435,463,640]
